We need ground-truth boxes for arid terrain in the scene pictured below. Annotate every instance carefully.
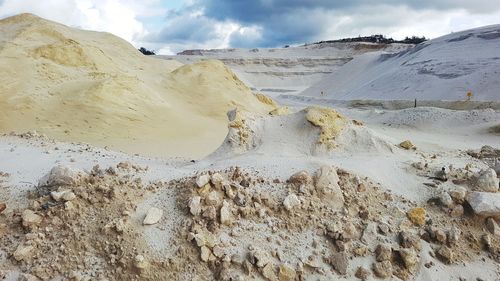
[0,13,499,281]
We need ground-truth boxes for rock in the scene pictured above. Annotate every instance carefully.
[435,167,448,181]
[51,190,76,202]
[38,165,81,187]
[189,196,202,216]
[399,248,418,269]
[278,264,296,281]
[61,191,76,201]
[252,249,272,268]
[355,266,371,280]
[436,246,453,264]
[196,174,210,188]
[343,222,360,240]
[438,192,454,208]
[13,244,34,261]
[372,260,392,278]
[466,192,500,217]
[283,194,300,211]
[211,173,225,189]
[447,226,461,245]
[0,202,6,213]
[378,223,390,235]
[143,207,163,225]
[220,200,234,226]
[450,205,464,217]
[22,210,42,227]
[449,186,467,203]
[399,140,415,150]
[212,245,225,258]
[407,207,426,226]
[313,166,344,208]
[375,244,392,262]
[203,206,217,220]
[485,217,500,236]
[193,230,218,248]
[134,255,148,270]
[262,262,277,281]
[435,229,447,243]
[206,191,223,206]
[482,234,492,249]
[200,246,211,262]
[361,222,377,245]
[288,171,311,185]
[330,252,348,275]
[474,169,499,192]
[399,231,421,250]
[412,161,425,170]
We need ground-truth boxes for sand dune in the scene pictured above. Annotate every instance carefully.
[0,13,273,158]
[301,24,500,101]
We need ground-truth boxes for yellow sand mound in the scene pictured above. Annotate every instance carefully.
[305,106,347,149]
[0,14,274,158]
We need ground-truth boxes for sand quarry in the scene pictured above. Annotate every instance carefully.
[0,14,500,281]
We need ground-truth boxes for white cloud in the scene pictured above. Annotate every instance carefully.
[0,0,160,45]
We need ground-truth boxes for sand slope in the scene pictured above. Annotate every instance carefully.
[301,24,500,101]
[0,14,273,158]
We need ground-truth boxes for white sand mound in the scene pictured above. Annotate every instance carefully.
[0,13,273,158]
[209,106,394,158]
[301,24,500,101]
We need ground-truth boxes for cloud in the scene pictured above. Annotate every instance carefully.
[1,0,500,54]
[0,0,162,44]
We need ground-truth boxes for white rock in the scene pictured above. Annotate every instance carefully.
[220,200,234,226]
[13,244,34,261]
[314,166,344,208]
[62,191,76,201]
[200,246,211,262]
[474,169,499,192]
[51,190,76,202]
[439,192,453,207]
[449,186,467,202]
[196,174,210,188]
[143,207,163,225]
[486,217,500,236]
[38,165,81,187]
[252,249,272,268]
[134,254,148,270]
[22,210,42,227]
[466,192,500,217]
[206,191,222,206]
[283,194,301,211]
[189,196,202,216]
[211,173,225,189]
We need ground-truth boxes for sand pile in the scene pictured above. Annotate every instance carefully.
[210,106,394,158]
[0,14,274,158]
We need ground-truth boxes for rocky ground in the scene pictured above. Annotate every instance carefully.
[0,150,499,280]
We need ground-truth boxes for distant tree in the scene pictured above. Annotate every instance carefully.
[138,47,156,55]
[401,36,427,44]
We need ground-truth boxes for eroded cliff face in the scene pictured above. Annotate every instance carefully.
[163,42,411,95]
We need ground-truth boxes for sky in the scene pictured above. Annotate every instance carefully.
[1,0,500,55]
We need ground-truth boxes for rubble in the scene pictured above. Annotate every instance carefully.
[22,210,42,227]
[485,217,500,236]
[407,207,426,226]
[143,207,163,225]
[399,140,416,150]
[283,193,300,211]
[466,192,500,217]
[474,168,499,192]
